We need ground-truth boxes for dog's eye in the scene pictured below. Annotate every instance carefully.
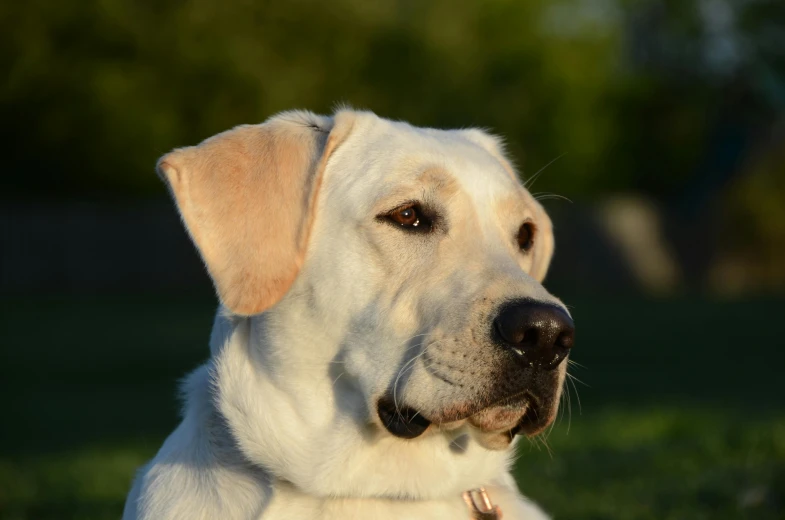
[381,204,433,232]
[517,222,535,252]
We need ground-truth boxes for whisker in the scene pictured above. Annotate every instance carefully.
[526,407,554,458]
[566,372,590,388]
[510,445,524,465]
[555,387,566,428]
[567,373,583,416]
[385,335,433,402]
[405,361,435,424]
[392,350,426,416]
[523,153,567,190]
[391,340,443,419]
[395,333,432,353]
[565,372,573,435]
[537,433,554,459]
[542,414,557,445]
[532,192,573,204]
[332,371,345,386]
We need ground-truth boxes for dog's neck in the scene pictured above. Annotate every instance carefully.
[206,309,515,502]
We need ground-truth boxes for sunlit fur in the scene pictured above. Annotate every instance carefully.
[123,109,569,520]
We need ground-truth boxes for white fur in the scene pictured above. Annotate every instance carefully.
[123,110,564,520]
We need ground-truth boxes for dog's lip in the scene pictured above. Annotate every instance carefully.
[377,391,544,438]
[510,398,543,435]
[376,397,432,439]
[375,389,551,442]
[466,392,540,434]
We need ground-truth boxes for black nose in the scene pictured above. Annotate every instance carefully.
[493,301,574,370]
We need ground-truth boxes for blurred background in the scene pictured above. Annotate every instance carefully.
[1,0,784,518]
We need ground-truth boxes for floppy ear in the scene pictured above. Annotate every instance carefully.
[158,110,354,315]
[459,128,519,180]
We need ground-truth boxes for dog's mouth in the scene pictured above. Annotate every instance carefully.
[376,393,546,445]
[376,398,433,439]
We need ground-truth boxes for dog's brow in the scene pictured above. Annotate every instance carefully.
[416,166,458,194]
[372,166,460,212]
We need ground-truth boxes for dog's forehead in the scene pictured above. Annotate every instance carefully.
[327,114,528,210]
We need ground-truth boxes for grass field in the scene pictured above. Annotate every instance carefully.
[1,295,783,519]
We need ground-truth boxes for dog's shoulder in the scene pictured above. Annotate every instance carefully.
[122,365,273,520]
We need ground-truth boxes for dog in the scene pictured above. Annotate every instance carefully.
[122,108,574,520]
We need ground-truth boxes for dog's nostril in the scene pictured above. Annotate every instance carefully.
[555,330,574,349]
[492,300,574,369]
[520,328,539,348]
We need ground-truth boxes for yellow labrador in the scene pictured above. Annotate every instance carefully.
[123,109,574,520]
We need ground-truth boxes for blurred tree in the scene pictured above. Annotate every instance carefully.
[0,0,782,206]
[1,0,618,197]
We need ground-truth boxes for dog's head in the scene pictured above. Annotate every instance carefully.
[159,109,573,465]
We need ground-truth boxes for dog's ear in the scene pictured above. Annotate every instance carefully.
[460,128,519,180]
[158,111,354,315]
[461,128,555,282]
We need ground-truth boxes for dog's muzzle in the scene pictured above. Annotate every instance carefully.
[376,392,540,444]
[377,301,574,443]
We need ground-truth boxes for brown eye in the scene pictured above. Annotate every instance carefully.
[517,222,535,252]
[390,206,420,227]
[379,203,434,233]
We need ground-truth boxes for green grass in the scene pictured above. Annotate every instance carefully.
[1,295,784,519]
[515,409,785,519]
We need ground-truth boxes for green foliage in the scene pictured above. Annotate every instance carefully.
[5,0,781,199]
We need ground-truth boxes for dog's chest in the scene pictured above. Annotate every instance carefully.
[262,481,546,520]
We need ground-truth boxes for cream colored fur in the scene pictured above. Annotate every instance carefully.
[123,109,567,520]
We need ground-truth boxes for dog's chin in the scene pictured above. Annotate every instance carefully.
[376,395,553,450]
